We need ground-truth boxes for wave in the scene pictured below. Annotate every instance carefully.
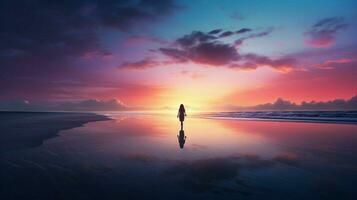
[198,111,357,124]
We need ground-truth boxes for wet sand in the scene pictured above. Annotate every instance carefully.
[0,112,109,153]
[1,112,357,199]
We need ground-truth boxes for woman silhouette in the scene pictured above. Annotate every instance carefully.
[177,104,187,129]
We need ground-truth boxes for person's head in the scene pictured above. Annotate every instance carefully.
[179,104,184,110]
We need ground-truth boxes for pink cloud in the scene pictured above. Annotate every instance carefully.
[315,58,354,69]
[224,60,357,106]
[304,17,348,48]
[305,37,334,48]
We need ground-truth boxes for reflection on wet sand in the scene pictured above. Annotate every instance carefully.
[178,128,187,149]
[1,113,357,199]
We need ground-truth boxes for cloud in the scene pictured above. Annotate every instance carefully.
[160,43,239,66]
[123,39,247,69]
[257,95,357,111]
[159,48,190,63]
[0,73,167,108]
[189,42,240,65]
[235,28,274,46]
[93,0,180,30]
[224,58,357,106]
[120,27,293,71]
[305,17,348,48]
[176,28,252,48]
[315,58,354,69]
[0,0,180,98]
[219,31,235,38]
[0,0,179,61]
[158,28,293,70]
[176,31,217,47]
[208,29,223,34]
[118,58,160,69]
[240,53,296,72]
[236,28,252,34]
[231,95,357,111]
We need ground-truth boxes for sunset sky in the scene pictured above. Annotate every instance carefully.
[1,0,357,111]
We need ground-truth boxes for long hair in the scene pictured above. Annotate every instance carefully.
[179,104,185,113]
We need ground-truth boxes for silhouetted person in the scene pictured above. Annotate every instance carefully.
[177,104,187,129]
[177,129,186,149]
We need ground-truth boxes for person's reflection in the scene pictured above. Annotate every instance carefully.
[177,128,187,149]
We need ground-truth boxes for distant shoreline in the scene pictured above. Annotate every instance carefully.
[202,116,357,125]
[198,111,357,125]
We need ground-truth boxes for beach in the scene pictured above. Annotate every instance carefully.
[0,112,109,153]
[1,112,357,199]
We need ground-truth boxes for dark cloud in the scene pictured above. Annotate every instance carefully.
[219,31,234,38]
[176,31,217,47]
[120,27,291,71]
[160,43,239,66]
[241,53,296,71]
[118,58,160,69]
[172,30,241,66]
[0,0,179,63]
[235,28,274,46]
[189,42,239,65]
[245,95,357,111]
[0,0,180,99]
[167,28,276,66]
[208,29,223,34]
[136,42,240,67]
[159,48,189,63]
[175,28,252,48]
[305,17,348,48]
[236,28,252,34]
[94,0,180,30]
[159,28,291,68]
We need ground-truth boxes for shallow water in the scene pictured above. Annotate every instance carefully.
[1,113,357,199]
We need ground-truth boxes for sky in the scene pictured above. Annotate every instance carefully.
[0,0,357,111]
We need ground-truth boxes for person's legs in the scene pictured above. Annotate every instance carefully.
[180,121,183,130]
